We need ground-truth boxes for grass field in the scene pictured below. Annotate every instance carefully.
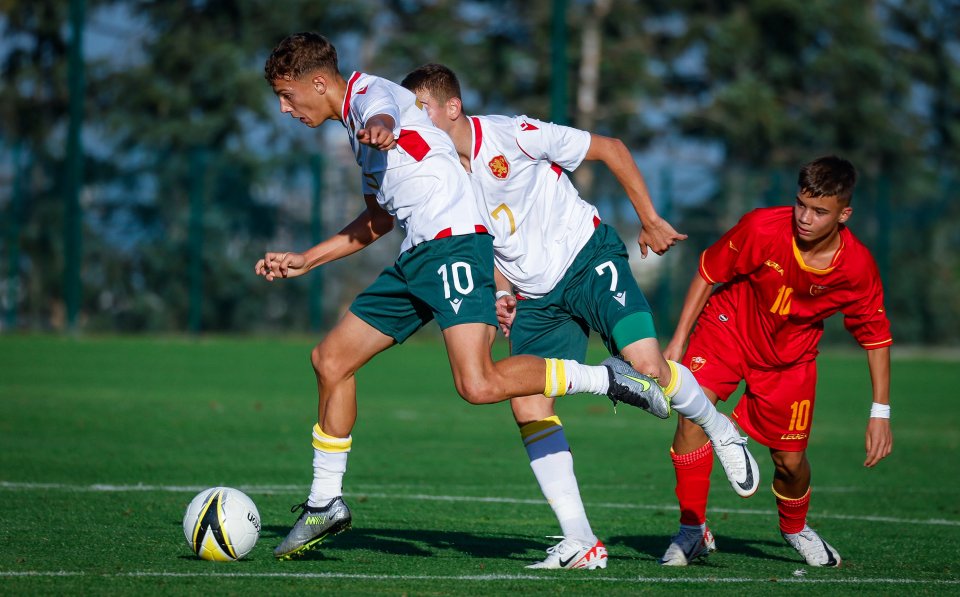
[1,335,958,596]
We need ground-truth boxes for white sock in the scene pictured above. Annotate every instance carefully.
[662,361,728,440]
[522,417,596,544]
[308,424,351,508]
[545,358,609,396]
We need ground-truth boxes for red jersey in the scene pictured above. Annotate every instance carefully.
[697,206,892,369]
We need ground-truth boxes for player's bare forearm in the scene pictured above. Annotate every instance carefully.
[255,197,393,282]
[584,134,686,257]
[866,346,891,407]
[493,267,512,294]
[493,266,516,336]
[664,273,714,361]
[863,346,893,467]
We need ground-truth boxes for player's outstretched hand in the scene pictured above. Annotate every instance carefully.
[638,216,688,258]
[864,417,893,467]
[356,124,397,150]
[495,293,517,337]
[662,339,685,364]
[255,251,307,281]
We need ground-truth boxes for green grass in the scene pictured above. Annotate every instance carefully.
[1,335,958,596]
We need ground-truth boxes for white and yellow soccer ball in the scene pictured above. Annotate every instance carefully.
[183,487,261,561]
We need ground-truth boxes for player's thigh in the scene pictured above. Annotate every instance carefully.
[734,361,818,451]
[315,311,397,379]
[441,322,498,380]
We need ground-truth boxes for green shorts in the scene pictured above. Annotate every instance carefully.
[510,224,656,360]
[350,233,498,343]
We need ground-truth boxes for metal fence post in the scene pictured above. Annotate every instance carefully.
[188,148,207,334]
[4,141,25,331]
[64,0,86,332]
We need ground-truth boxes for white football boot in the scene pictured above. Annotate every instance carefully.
[660,524,717,566]
[782,525,842,567]
[710,417,760,497]
[526,537,608,570]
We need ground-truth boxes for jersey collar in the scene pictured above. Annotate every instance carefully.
[792,231,845,274]
[469,116,483,160]
[341,71,363,127]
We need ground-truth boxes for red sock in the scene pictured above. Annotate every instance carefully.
[775,487,811,534]
[671,441,714,526]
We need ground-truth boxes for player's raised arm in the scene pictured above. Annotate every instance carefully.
[663,271,714,362]
[583,134,687,257]
[255,195,394,282]
[356,114,397,150]
[864,346,893,467]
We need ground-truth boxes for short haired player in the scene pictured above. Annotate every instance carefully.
[402,63,762,570]
[255,33,669,561]
[660,156,893,567]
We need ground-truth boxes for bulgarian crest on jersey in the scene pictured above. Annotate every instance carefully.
[488,155,509,179]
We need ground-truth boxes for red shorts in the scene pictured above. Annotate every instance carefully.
[683,326,818,451]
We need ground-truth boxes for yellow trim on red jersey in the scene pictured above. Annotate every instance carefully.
[861,338,893,348]
[791,236,843,274]
[699,251,717,284]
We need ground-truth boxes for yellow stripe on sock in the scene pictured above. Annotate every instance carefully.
[311,423,353,452]
[524,428,562,447]
[544,358,568,397]
[772,485,811,502]
[663,360,681,397]
[520,416,562,441]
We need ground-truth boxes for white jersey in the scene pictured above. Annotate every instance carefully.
[342,72,485,253]
[467,115,598,298]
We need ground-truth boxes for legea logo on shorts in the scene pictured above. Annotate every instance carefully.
[718,314,729,322]
[690,356,706,372]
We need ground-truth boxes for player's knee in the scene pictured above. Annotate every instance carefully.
[310,343,347,386]
[453,374,498,405]
[771,450,807,481]
[628,354,663,379]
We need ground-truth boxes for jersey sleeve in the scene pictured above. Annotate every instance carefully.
[698,209,771,285]
[352,78,401,133]
[513,117,591,171]
[841,253,893,349]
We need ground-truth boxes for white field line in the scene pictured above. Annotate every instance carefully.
[0,570,958,585]
[1,480,957,528]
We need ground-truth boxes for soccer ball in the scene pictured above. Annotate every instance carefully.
[183,487,261,561]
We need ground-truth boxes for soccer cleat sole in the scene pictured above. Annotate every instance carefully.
[274,519,353,560]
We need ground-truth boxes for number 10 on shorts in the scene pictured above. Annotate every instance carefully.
[437,262,475,298]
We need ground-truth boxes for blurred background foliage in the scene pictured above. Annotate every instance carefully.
[1,0,958,344]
